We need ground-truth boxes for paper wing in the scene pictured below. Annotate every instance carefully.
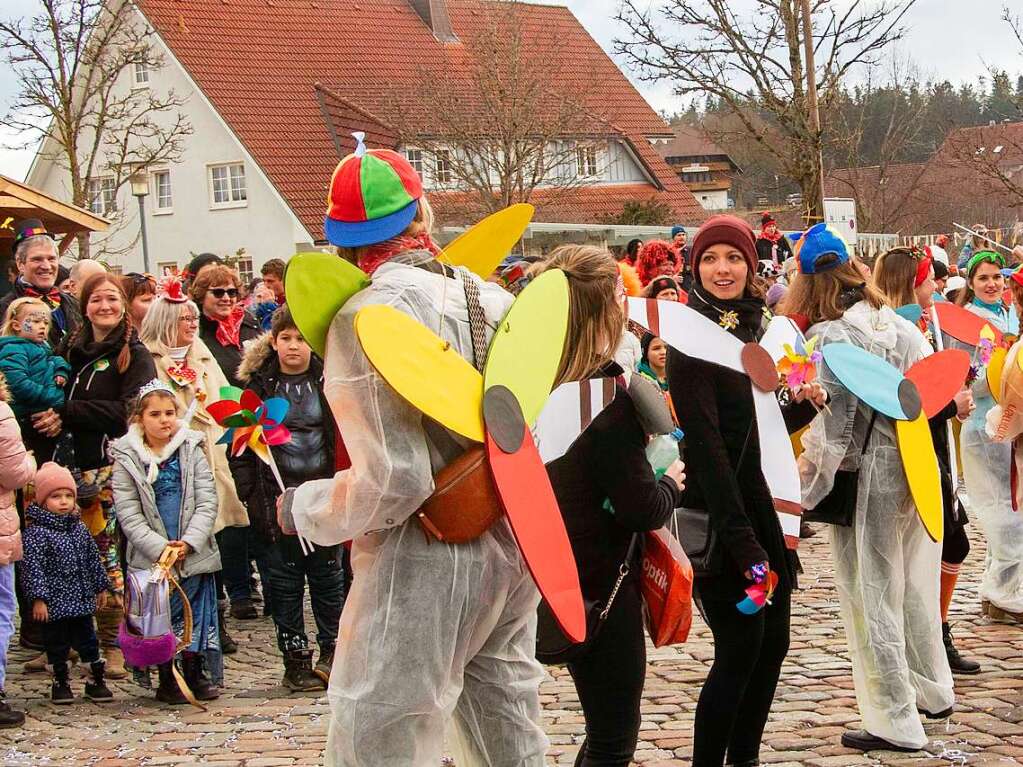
[933,302,1004,347]
[284,252,370,358]
[354,304,485,442]
[534,377,617,465]
[904,349,971,418]
[896,414,944,542]
[821,343,916,421]
[441,204,534,279]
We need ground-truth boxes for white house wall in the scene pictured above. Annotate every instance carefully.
[26,15,310,275]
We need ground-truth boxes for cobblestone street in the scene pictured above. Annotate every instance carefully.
[2,524,1022,766]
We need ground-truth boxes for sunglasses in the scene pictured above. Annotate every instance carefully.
[209,288,239,299]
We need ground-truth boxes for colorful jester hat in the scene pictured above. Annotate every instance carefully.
[324,132,424,248]
[206,387,291,463]
[353,268,588,643]
[820,342,972,542]
[794,222,850,275]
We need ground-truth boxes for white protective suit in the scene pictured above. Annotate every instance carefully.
[290,253,548,767]
[956,301,1023,613]
[799,301,953,750]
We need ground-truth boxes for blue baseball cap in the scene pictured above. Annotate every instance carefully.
[796,223,851,275]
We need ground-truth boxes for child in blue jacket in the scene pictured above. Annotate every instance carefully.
[0,298,71,457]
[21,462,113,704]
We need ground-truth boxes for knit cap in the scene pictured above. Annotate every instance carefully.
[670,225,686,239]
[34,462,76,505]
[689,214,758,283]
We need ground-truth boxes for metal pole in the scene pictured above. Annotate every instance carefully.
[800,0,826,224]
[136,194,151,273]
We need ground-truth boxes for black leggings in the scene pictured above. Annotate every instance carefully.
[693,586,791,767]
[566,581,646,767]
[941,516,970,566]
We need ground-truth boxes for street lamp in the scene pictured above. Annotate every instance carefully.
[129,167,151,274]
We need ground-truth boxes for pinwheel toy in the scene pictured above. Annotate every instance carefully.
[206,387,312,555]
[778,336,822,394]
[737,569,779,615]
[629,298,805,549]
[820,342,971,542]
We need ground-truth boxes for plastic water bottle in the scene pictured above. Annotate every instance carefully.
[604,428,684,514]
[645,428,684,479]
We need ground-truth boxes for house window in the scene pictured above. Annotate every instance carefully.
[576,145,598,178]
[236,255,253,284]
[87,177,117,215]
[153,170,172,212]
[157,261,179,278]
[682,170,712,184]
[405,148,424,175]
[133,62,150,86]
[209,163,247,208]
[434,149,453,185]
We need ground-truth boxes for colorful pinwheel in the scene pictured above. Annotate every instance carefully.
[736,569,779,615]
[206,387,291,464]
[778,336,822,393]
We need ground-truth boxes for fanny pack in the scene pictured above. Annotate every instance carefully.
[416,266,505,544]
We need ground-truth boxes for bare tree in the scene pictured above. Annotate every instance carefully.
[826,57,936,231]
[0,0,192,257]
[385,2,614,223]
[615,0,916,223]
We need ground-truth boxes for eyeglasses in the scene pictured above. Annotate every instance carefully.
[178,314,200,324]
[209,288,239,299]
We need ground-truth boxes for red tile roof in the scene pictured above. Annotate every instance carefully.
[137,0,702,235]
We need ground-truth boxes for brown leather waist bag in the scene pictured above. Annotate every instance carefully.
[416,445,503,544]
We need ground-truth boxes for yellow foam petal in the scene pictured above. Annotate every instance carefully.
[441,204,534,279]
[988,346,1008,404]
[284,252,370,358]
[896,414,943,543]
[355,305,485,442]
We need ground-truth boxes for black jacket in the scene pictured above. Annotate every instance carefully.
[668,348,811,600]
[0,282,82,356]
[63,323,156,470]
[929,400,967,532]
[546,387,679,601]
[755,236,793,266]
[198,312,261,388]
[229,336,336,542]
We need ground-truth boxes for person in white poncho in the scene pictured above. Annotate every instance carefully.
[954,252,1023,621]
[784,227,953,753]
[276,137,629,766]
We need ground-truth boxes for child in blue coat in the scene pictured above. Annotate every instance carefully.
[0,298,71,458]
[21,462,113,704]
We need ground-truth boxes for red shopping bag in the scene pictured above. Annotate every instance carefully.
[641,525,694,647]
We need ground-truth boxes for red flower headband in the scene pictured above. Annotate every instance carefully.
[913,248,933,288]
[157,276,188,303]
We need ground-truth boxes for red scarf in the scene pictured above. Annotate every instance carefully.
[211,304,244,349]
[357,232,441,276]
[760,228,782,243]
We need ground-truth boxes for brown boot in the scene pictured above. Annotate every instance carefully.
[102,647,128,680]
[24,652,47,673]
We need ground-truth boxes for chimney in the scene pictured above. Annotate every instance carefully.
[409,0,458,43]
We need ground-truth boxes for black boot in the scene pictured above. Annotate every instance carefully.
[943,622,981,675]
[218,605,238,655]
[314,645,334,685]
[0,689,25,728]
[229,598,258,620]
[282,649,325,691]
[182,652,220,701]
[83,660,113,702]
[50,662,73,705]
[840,730,918,753]
[155,661,188,705]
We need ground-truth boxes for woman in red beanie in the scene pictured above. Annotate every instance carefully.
[667,214,823,767]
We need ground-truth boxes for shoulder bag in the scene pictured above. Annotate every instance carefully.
[802,411,877,527]
[536,533,640,665]
[673,421,754,578]
[415,267,503,544]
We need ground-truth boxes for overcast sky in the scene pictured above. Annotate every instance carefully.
[2,0,1021,180]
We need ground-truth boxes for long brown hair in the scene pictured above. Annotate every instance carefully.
[955,252,1006,307]
[781,261,887,324]
[77,273,134,373]
[872,247,921,308]
[533,245,624,385]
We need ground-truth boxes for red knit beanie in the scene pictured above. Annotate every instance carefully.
[690,214,758,285]
[34,462,76,505]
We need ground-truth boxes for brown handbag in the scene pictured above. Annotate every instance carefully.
[417,445,503,543]
[415,267,504,544]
